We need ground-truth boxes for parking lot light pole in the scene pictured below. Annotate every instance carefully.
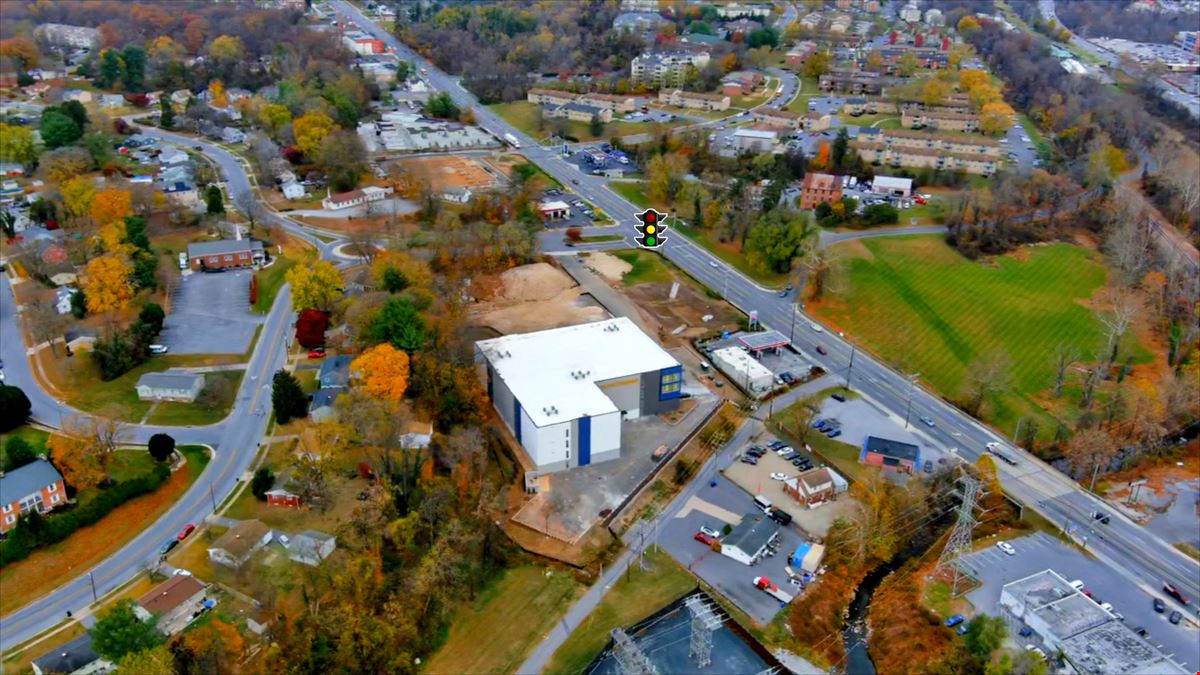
[845,342,857,391]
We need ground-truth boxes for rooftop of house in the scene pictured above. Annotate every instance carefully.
[136,371,204,391]
[722,514,777,554]
[138,574,207,615]
[0,459,63,502]
[475,317,678,427]
[863,436,920,462]
[187,239,262,258]
[210,519,271,558]
[31,635,101,675]
[803,172,842,191]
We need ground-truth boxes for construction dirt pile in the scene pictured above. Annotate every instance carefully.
[587,252,632,282]
[473,262,608,334]
[497,263,575,302]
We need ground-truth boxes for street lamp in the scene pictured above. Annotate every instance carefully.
[903,373,920,429]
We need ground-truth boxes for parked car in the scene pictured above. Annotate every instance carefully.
[923,460,933,474]
[793,458,812,470]
[1169,610,1182,624]
[1153,598,1167,613]
[782,450,800,461]
[944,614,965,628]
[767,440,786,450]
[176,524,196,540]
[699,525,720,538]
[830,392,846,402]
[159,539,179,556]
[1163,582,1189,605]
[955,624,969,635]
[770,472,788,481]
[996,541,1016,556]
[308,349,327,359]
[812,418,829,430]
[1068,579,1086,591]
[1018,626,1033,637]
[694,531,717,545]
[739,455,759,465]
[148,344,169,354]
[746,446,766,458]
[769,508,792,526]
[810,322,823,333]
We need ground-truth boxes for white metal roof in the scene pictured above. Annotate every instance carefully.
[734,128,778,139]
[872,175,913,190]
[538,200,570,211]
[476,318,679,427]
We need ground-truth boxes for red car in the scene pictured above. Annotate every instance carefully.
[914,196,927,205]
[176,523,196,540]
[1163,582,1189,605]
[307,349,327,359]
[694,531,717,546]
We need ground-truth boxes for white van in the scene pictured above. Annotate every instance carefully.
[753,495,773,514]
[178,252,188,270]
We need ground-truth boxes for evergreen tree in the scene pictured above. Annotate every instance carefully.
[205,185,225,214]
[588,113,604,138]
[271,370,308,424]
[159,97,175,129]
[832,126,850,172]
[147,434,175,462]
[120,46,146,90]
[97,49,122,89]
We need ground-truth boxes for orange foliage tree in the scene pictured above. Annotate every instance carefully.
[351,343,411,401]
[82,255,134,314]
[49,433,104,490]
[812,142,831,170]
[868,559,972,675]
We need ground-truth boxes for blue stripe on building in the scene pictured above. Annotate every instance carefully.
[579,416,591,466]
[514,398,522,444]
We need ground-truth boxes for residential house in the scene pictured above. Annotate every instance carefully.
[800,12,823,30]
[321,185,392,210]
[799,172,843,209]
[136,575,210,635]
[439,186,473,204]
[285,529,337,566]
[319,355,352,389]
[135,372,205,403]
[308,388,341,422]
[0,459,67,533]
[860,435,921,474]
[99,94,125,109]
[187,239,265,271]
[266,485,302,508]
[783,467,847,507]
[752,107,803,130]
[64,326,97,353]
[720,514,778,565]
[61,89,93,104]
[613,11,667,32]
[732,128,779,153]
[281,181,306,200]
[546,102,613,124]
[158,149,189,165]
[657,89,730,111]
[828,13,852,33]
[221,127,247,144]
[842,96,870,115]
[631,51,711,88]
[30,635,110,675]
[208,519,273,568]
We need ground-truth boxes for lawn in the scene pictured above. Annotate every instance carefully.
[840,114,902,129]
[786,76,822,114]
[731,77,778,109]
[579,234,624,243]
[254,255,296,313]
[145,370,245,425]
[612,249,672,286]
[610,180,790,286]
[544,547,697,675]
[424,566,584,675]
[771,404,875,485]
[1,621,88,675]
[0,446,209,615]
[811,236,1150,438]
[488,101,682,143]
[0,426,50,466]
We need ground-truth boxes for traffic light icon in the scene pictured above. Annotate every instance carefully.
[635,209,668,249]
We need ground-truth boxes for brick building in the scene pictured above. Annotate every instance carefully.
[187,239,265,271]
[0,460,67,533]
[799,172,843,209]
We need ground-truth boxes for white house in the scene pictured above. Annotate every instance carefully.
[321,185,392,210]
[474,318,682,473]
[135,372,205,402]
[720,514,778,565]
[281,181,306,200]
[158,148,189,165]
[285,529,337,566]
[221,127,247,144]
[439,186,473,204]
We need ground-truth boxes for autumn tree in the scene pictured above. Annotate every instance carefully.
[979,101,1015,135]
[116,646,175,675]
[47,432,101,492]
[1051,344,1081,397]
[293,111,337,157]
[351,343,411,401]
[372,250,432,293]
[922,77,951,106]
[207,79,228,108]
[207,35,245,63]
[39,147,92,183]
[957,15,981,33]
[0,36,39,69]
[801,49,832,77]
[0,123,37,165]
[960,350,1012,417]
[61,175,97,220]
[175,617,244,673]
[645,152,690,204]
[83,256,134,315]
[90,599,165,661]
[92,189,134,250]
[745,208,816,274]
[1063,427,1119,484]
[316,130,368,192]
[286,260,343,311]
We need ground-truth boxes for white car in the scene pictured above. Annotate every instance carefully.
[996,541,1016,556]
[770,472,789,481]
[699,525,720,538]
[810,322,823,333]
[148,344,169,355]
[775,446,793,456]
[1068,579,1085,591]
[985,441,1001,450]
[709,261,719,268]
[1021,136,1030,143]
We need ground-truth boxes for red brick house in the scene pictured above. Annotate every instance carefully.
[187,239,265,271]
[266,488,302,508]
[783,467,847,508]
[799,172,843,209]
[0,460,67,533]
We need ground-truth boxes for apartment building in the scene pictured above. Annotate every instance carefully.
[527,89,636,114]
[799,172,843,209]
[901,105,980,132]
[852,135,999,175]
[785,41,820,69]
[752,107,803,130]
[819,69,893,94]
[632,51,711,88]
[657,89,730,111]
[527,88,578,108]
[546,102,614,123]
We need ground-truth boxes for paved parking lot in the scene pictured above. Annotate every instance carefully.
[813,396,953,472]
[955,531,1199,671]
[722,442,855,538]
[537,188,604,229]
[160,269,264,354]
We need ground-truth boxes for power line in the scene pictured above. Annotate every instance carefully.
[930,474,981,597]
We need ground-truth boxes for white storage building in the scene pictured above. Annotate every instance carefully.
[475,318,683,473]
[871,175,913,198]
[711,347,774,395]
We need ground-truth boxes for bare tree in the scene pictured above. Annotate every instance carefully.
[1080,365,1103,409]
[1051,344,1081,397]
[62,412,128,484]
[1096,291,1138,367]
[27,298,67,357]
[346,230,377,264]
[292,454,332,513]
[961,350,1013,417]
[1063,427,1119,486]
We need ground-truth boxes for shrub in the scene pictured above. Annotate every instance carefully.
[3,437,38,471]
[147,434,175,462]
[0,386,32,432]
[251,467,276,500]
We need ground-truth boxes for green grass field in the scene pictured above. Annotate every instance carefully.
[610,181,653,209]
[254,256,296,313]
[0,427,50,467]
[786,76,822,114]
[424,566,583,675]
[488,101,683,143]
[545,547,697,674]
[813,236,1149,437]
[613,249,672,286]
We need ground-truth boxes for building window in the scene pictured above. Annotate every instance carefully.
[47,483,56,492]
[5,515,13,525]
[51,494,60,504]
[1,503,10,513]
[224,255,233,261]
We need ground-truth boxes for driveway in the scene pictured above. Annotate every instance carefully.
[161,269,265,354]
[955,531,1200,672]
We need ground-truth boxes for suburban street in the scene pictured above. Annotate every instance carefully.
[332,0,1200,615]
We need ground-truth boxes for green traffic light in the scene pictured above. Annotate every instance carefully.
[646,236,656,246]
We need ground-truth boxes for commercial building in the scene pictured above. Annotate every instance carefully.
[732,128,779,153]
[657,89,731,111]
[321,185,393,210]
[135,372,206,403]
[999,570,1188,675]
[342,31,384,55]
[631,51,711,88]
[799,172,844,209]
[784,467,848,508]
[871,175,913,197]
[527,89,636,114]
[860,436,920,474]
[0,460,67,533]
[536,199,572,220]
[186,238,264,272]
[711,346,774,395]
[720,514,778,565]
[367,111,498,152]
[475,318,682,473]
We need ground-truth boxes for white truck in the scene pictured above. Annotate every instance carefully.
[753,576,794,604]
[503,133,521,149]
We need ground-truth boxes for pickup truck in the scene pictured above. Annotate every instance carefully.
[753,577,794,604]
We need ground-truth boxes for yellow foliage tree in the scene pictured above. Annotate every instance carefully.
[90,188,132,226]
[147,35,184,63]
[61,175,97,219]
[83,255,134,314]
[208,79,228,108]
[957,15,981,33]
[293,111,337,157]
[286,259,343,311]
[371,250,432,292]
[921,78,951,106]
[967,82,1002,109]
[351,343,411,401]
[980,101,1016,135]
[958,68,990,92]
[258,103,292,137]
[49,433,103,491]
[207,35,245,63]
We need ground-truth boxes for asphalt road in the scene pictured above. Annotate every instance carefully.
[0,128,353,650]
[332,0,1200,616]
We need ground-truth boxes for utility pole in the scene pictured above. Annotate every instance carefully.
[209,483,217,512]
[88,571,98,602]
[903,373,919,429]
[845,342,857,390]
[1013,418,1024,446]
[788,303,798,343]
[931,474,981,597]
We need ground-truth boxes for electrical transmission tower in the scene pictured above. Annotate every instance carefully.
[931,474,981,597]
[611,628,657,675]
[685,595,722,668]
